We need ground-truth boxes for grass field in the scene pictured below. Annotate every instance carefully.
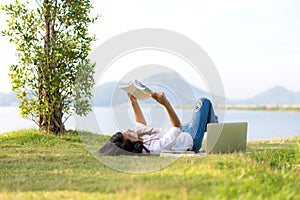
[0,129,300,200]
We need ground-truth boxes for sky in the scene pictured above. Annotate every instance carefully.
[0,0,300,99]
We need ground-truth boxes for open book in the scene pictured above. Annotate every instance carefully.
[119,80,153,100]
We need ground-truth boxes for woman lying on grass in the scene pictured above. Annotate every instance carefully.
[99,92,218,156]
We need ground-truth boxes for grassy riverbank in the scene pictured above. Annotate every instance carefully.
[1,129,300,199]
[217,105,300,112]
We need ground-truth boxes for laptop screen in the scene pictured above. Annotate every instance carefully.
[206,122,248,154]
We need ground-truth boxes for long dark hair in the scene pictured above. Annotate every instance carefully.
[98,132,150,156]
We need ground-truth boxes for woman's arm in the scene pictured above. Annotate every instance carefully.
[127,93,147,126]
[151,92,182,129]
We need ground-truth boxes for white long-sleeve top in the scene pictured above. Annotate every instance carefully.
[133,122,193,153]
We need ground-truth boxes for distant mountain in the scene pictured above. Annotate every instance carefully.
[93,71,214,106]
[0,92,19,106]
[228,86,300,105]
[1,80,300,106]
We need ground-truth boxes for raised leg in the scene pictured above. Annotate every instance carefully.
[182,98,218,152]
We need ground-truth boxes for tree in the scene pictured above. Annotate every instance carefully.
[1,0,97,134]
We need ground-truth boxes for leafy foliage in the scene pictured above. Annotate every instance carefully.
[1,0,97,133]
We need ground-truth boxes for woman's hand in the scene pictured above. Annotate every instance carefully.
[127,93,137,103]
[151,92,169,106]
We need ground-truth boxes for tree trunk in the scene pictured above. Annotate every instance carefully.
[52,105,65,134]
[39,0,65,134]
[38,0,50,133]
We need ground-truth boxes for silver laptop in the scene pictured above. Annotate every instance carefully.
[206,122,248,154]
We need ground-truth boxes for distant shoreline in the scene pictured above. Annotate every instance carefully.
[215,105,300,112]
[172,104,300,112]
[1,104,300,112]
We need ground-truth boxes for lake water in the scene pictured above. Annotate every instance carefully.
[1,106,300,141]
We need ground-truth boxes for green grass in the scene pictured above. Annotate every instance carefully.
[0,129,300,200]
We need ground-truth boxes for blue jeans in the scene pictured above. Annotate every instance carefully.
[182,98,218,152]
